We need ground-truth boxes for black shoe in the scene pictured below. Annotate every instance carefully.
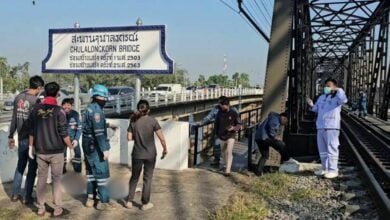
[223,172,231,177]
[23,197,34,205]
[210,161,220,167]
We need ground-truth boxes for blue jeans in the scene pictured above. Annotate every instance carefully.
[12,139,37,200]
[359,102,367,117]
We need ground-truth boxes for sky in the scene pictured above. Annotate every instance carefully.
[0,0,271,86]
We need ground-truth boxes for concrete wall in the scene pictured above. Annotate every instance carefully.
[0,119,189,184]
[0,125,19,183]
[106,119,189,170]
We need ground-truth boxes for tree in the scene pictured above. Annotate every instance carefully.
[232,72,240,87]
[207,74,231,87]
[141,65,189,89]
[196,75,206,86]
[0,57,31,93]
[239,73,250,87]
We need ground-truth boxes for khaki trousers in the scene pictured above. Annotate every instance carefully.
[36,153,64,211]
[218,138,235,173]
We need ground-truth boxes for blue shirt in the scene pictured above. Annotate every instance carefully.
[255,112,281,141]
[311,88,348,129]
[66,110,81,141]
[200,105,238,126]
[82,102,110,152]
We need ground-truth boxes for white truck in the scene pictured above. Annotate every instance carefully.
[148,84,183,102]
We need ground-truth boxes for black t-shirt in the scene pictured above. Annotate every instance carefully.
[215,108,241,140]
[128,115,161,159]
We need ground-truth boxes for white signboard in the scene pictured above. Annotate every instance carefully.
[42,25,174,74]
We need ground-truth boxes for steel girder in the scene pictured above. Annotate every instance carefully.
[308,0,390,120]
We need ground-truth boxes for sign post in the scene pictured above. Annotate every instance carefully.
[134,18,143,110]
[42,23,174,111]
[73,21,80,112]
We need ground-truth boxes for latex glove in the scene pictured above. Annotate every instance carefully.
[28,146,35,159]
[72,140,78,148]
[8,138,15,149]
[103,151,109,161]
[306,97,314,107]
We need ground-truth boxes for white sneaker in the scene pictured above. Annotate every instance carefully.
[324,171,338,179]
[284,158,299,164]
[141,203,154,211]
[314,169,327,176]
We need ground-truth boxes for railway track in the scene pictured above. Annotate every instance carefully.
[340,111,390,217]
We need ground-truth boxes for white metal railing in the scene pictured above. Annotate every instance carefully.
[103,87,263,114]
[140,87,263,107]
[0,88,263,119]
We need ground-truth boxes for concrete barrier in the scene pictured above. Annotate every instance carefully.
[106,119,189,170]
[0,119,189,184]
[0,125,19,184]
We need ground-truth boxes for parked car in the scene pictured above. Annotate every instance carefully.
[67,87,91,105]
[3,100,14,111]
[105,86,134,109]
[186,86,197,92]
[148,84,183,101]
[207,84,220,91]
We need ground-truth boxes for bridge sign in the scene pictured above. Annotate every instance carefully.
[42,25,174,74]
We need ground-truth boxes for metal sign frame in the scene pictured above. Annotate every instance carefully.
[42,25,174,74]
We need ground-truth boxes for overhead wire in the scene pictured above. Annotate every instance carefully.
[243,0,271,33]
[217,0,262,35]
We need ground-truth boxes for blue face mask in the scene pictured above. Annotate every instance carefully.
[323,87,332,94]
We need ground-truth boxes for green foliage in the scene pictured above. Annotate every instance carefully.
[141,65,189,89]
[211,192,269,220]
[0,56,251,93]
[0,57,31,93]
[210,172,325,219]
[195,72,251,88]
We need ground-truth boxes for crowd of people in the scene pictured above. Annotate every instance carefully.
[6,75,348,217]
[7,76,167,217]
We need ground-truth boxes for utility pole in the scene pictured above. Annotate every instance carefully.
[74,21,81,112]
[134,18,143,110]
[0,77,3,101]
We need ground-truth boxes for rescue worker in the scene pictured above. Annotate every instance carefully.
[358,89,368,118]
[307,78,348,179]
[62,98,82,173]
[82,84,114,209]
